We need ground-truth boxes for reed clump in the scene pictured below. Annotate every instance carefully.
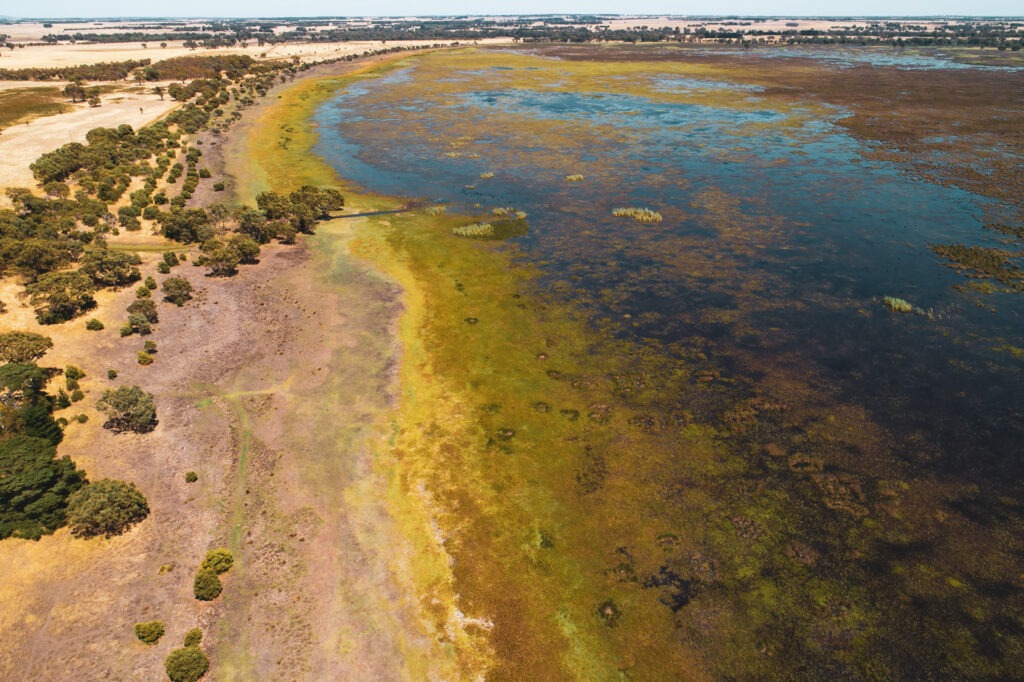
[882,296,913,313]
[612,207,663,223]
[452,223,495,238]
[480,171,495,179]
[426,206,447,216]
[565,174,584,182]
[492,207,528,219]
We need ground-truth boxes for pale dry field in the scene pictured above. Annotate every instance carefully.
[0,38,512,70]
[0,85,179,192]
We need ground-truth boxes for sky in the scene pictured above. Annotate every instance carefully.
[6,1,1022,18]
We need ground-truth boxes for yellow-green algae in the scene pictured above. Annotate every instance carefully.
[240,48,1024,681]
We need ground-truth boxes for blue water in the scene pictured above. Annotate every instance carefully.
[312,59,1024,480]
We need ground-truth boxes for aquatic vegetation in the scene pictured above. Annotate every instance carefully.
[425,205,447,216]
[451,222,494,238]
[479,171,495,179]
[930,243,1024,291]
[882,296,914,313]
[565,174,584,182]
[612,207,663,223]
[491,207,527,219]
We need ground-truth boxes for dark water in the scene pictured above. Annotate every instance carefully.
[314,61,1023,485]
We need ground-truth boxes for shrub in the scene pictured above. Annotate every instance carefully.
[157,262,171,274]
[144,340,157,353]
[183,628,203,647]
[127,299,159,323]
[65,365,85,381]
[164,646,209,682]
[86,318,105,331]
[163,252,179,267]
[55,389,71,409]
[200,548,234,575]
[212,182,225,192]
[70,389,85,403]
[193,569,222,601]
[107,369,118,379]
[119,324,133,337]
[66,479,149,538]
[97,385,157,433]
[162,277,193,306]
[136,286,151,298]
[144,276,157,290]
[198,168,211,179]
[75,413,88,423]
[185,471,198,483]
[134,620,165,644]
[137,352,154,366]
[0,331,53,363]
[127,313,151,336]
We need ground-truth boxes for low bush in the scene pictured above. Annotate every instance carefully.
[85,318,104,331]
[164,645,209,682]
[193,569,222,601]
[183,628,203,647]
[134,620,165,644]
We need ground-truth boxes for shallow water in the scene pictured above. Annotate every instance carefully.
[312,49,1024,678]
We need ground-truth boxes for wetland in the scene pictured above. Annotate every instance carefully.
[302,45,1024,679]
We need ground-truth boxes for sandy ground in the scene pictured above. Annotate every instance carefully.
[0,86,179,192]
[0,38,512,70]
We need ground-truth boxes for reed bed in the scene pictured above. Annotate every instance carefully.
[612,207,663,223]
[452,222,495,238]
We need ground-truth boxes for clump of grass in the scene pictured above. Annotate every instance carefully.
[479,171,495,179]
[444,151,461,159]
[425,206,447,216]
[452,223,495,238]
[612,207,663,224]
[882,296,914,313]
[491,207,527,219]
[565,174,584,182]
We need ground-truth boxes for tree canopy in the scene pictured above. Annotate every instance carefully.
[97,385,157,433]
[0,435,85,540]
[66,478,149,538]
[0,331,53,364]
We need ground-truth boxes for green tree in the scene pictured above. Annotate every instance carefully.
[96,385,157,433]
[0,331,53,363]
[77,247,142,288]
[126,299,158,323]
[228,234,260,264]
[159,208,212,244]
[0,435,86,540]
[197,239,239,277]
[164,645,209,682]
[162,277,193,306]
[65,478,149,538]
[25,271,97,324]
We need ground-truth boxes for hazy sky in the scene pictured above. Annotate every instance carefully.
[8,1,1022,18]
